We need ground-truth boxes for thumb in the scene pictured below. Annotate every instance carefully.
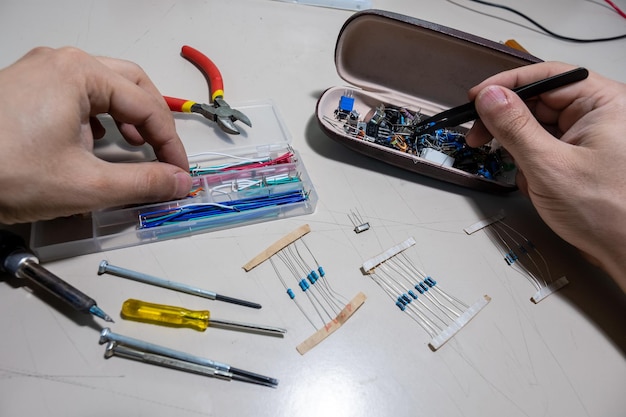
[89,161,193,207]
[473,85,559,172]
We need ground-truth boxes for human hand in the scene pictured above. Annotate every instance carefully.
[465,62,626,289]
[0,47,193,224]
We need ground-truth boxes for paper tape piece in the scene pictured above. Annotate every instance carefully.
[243,224,311,271]
[361,237,416,273]
[428,295,491,351]
[531,276,569,303]
[463,211,505,235]
[296,292,367,355]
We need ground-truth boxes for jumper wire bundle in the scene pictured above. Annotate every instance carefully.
[464,212,568,303]
[362,237,490,351]
[243,224,366,355]
[138,150,309,229]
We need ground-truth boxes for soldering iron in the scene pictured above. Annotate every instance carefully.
[0,230,113,323]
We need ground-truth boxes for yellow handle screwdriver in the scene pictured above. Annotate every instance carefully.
[121,299,286,336]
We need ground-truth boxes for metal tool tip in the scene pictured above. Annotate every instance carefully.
[216,294,262,309]
[90,305,115,323]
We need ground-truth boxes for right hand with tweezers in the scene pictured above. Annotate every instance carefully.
[465,62,626,289]
[413,66,589,135]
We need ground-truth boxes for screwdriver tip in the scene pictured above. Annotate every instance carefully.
[215,294,262,309]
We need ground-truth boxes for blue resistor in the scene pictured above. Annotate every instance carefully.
[311,270,319,280]
[415,284,425,294]
[419,282,429,292]
[518,244,528,254]
[408,290,418,299]
[425,277,437,286]
[318,266,325,277]
[286,288,295,299]
[307,271,318,284]
[504,250,518,265]
[525,240,535,249]
[401,293,412,304]
[395,301,406,311]
[397,295,408,306]
[477,167,493,179]
[299,279,310,291]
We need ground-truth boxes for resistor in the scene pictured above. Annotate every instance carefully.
[505,250,519,265]
[299,279,310,292]
[396,300,407,311]
[424,277,437,287]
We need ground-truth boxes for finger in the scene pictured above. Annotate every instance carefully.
[468,62,579,99]
[79,158,193,208]
[473,85,562,173]
[84,56,189,171]
[96,56,167,109]
[465,119,492,147]
[116,122,147,147]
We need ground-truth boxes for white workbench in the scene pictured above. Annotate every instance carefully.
[0,1,624,416]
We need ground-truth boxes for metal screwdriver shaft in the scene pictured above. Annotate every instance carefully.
[100,328,279,387]
[98,260,262,309]
[0,230,114,323]
[104,342,276,387]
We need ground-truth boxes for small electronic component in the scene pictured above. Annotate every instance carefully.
[362,237,490,351]
[348,208,370,233]
[243,224,366,355]
[465,212,568,303]
[328,99,515,181]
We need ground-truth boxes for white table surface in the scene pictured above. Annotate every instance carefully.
[1,1,625,416]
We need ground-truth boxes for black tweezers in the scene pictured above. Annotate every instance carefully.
[413,67,589,135]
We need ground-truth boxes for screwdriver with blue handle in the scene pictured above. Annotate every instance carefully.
[0,230,114,323]
[121,298,286,336]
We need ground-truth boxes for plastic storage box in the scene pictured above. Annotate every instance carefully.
[30,100,317,261]
[316,9,542,193]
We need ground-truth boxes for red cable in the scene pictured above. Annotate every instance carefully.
[605,0,626,18]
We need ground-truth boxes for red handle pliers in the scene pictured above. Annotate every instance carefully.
[164,45,252,135]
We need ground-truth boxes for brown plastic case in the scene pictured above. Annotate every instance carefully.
[316,9,542,192]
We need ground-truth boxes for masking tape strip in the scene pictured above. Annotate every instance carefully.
[243,224,311,271]
[428,295,491,351]
[361,237,416,273]
[531,276,569,303]
[464,211,505,235]
[296,292,367,355]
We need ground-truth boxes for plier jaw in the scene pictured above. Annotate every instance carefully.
[165,45,252,135]
[192,98,252,135]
